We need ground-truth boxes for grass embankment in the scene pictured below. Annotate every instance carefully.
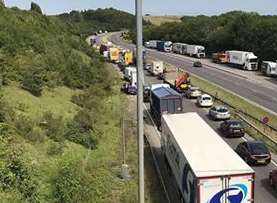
[143,16,181,26]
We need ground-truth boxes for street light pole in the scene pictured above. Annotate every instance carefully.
[135,0,144,202]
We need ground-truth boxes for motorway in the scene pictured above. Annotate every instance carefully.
[109,32,277,115]
[104,33,277,202]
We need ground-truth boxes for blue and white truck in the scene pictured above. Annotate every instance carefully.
[161,113,255,203]
[157,41,173,52]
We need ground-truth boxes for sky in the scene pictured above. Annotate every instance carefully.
[4,0,277,16]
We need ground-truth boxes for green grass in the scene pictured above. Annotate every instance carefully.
[2,85,81,120]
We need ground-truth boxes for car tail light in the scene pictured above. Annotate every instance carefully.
[250,155,257,160]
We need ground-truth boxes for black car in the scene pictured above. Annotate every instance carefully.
[143,86,151,102]
[193,61,202,67]
[220,120,245,137]
[235,141,271,165]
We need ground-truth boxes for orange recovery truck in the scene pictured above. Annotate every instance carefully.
[163,70,190,93]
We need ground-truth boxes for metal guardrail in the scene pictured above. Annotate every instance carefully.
[199,88,277,151]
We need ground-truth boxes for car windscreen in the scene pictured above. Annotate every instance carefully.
[250,58,258,63]
[202,97,211,100]
[217,107,228,113]
[249,143,268,154]
[229,122,242,128]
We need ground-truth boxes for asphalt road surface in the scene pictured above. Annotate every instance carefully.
[109,32,277,115]
[142,69,277,203]
[98,33,277,202]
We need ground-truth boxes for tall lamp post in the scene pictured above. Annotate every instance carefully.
[135,0,144,202]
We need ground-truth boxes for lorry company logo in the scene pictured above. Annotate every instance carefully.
[208,184,248,203]
[182,164,195,203]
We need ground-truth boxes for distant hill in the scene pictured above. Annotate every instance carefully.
[143,15,181,25]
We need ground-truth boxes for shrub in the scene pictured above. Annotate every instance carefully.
[47,141,64,156]
[21,66,44,96]
[30,2,42,14]
[41,112,64,142]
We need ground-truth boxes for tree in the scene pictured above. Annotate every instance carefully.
[30,2,42,14]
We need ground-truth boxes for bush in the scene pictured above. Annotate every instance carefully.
[30,2,42,14]
[0,147,39,202]
[47,141,64,156]
[41,112,64,142]
[25,126,45,143]
[21,66,44,96]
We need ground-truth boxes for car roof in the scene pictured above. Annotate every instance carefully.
[190,86,199,90]
[201,94,211,98]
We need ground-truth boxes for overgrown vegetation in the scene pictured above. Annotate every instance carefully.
[58,8,138,36]
[0,3,149,202]
[138,11,277,60]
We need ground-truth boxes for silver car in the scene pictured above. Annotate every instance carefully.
[209,106,231,120]
[186,86,201,99]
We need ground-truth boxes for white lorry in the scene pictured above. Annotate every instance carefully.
[130,70,137,87]
[150,61,164,76]
[172,43,187,55]
[226,51,258,70]
[161,113,255,203]
[261,61,277,76]
[185,45,206,58]
[124,66,136,81]
[148,40,161,49]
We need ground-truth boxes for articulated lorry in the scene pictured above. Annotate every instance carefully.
[161,113,255,203]
[226,51,258,70]
[157,41,173,52]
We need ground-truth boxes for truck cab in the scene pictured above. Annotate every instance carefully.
[245,53,258,70]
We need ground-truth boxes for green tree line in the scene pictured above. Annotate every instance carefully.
[141,11,277,61]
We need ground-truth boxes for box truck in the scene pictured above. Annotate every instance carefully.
[185,45,206,58]
[124,67,136,81]
[161,113,255,203]
[157,41,173,52]
[124,50,134,65]
[143,83,170,102]
[226,51,258,70]
[109,47,120,63]
[150,61,164,76]
[150,87,183,128]
[130,70,137,87]
[172,43,187,55]
[261,61,277,76]
[148,40,161,49]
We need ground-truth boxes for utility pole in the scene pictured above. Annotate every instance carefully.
[135,0,144,202]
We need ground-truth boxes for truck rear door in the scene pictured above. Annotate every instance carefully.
[198,177,225,203]
[227,174,254,203]
[198,174,254,203]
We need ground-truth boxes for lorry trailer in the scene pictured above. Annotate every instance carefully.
[261,61,277,76]
[161,113,255,203]
[150,87,183,128]
[172,43,187,55]
[164,71,190,93]
[148,40,161,49]
[185,45,206,58]
[226,51,258,70]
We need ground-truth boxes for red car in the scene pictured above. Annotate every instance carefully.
[269,169,277,189]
